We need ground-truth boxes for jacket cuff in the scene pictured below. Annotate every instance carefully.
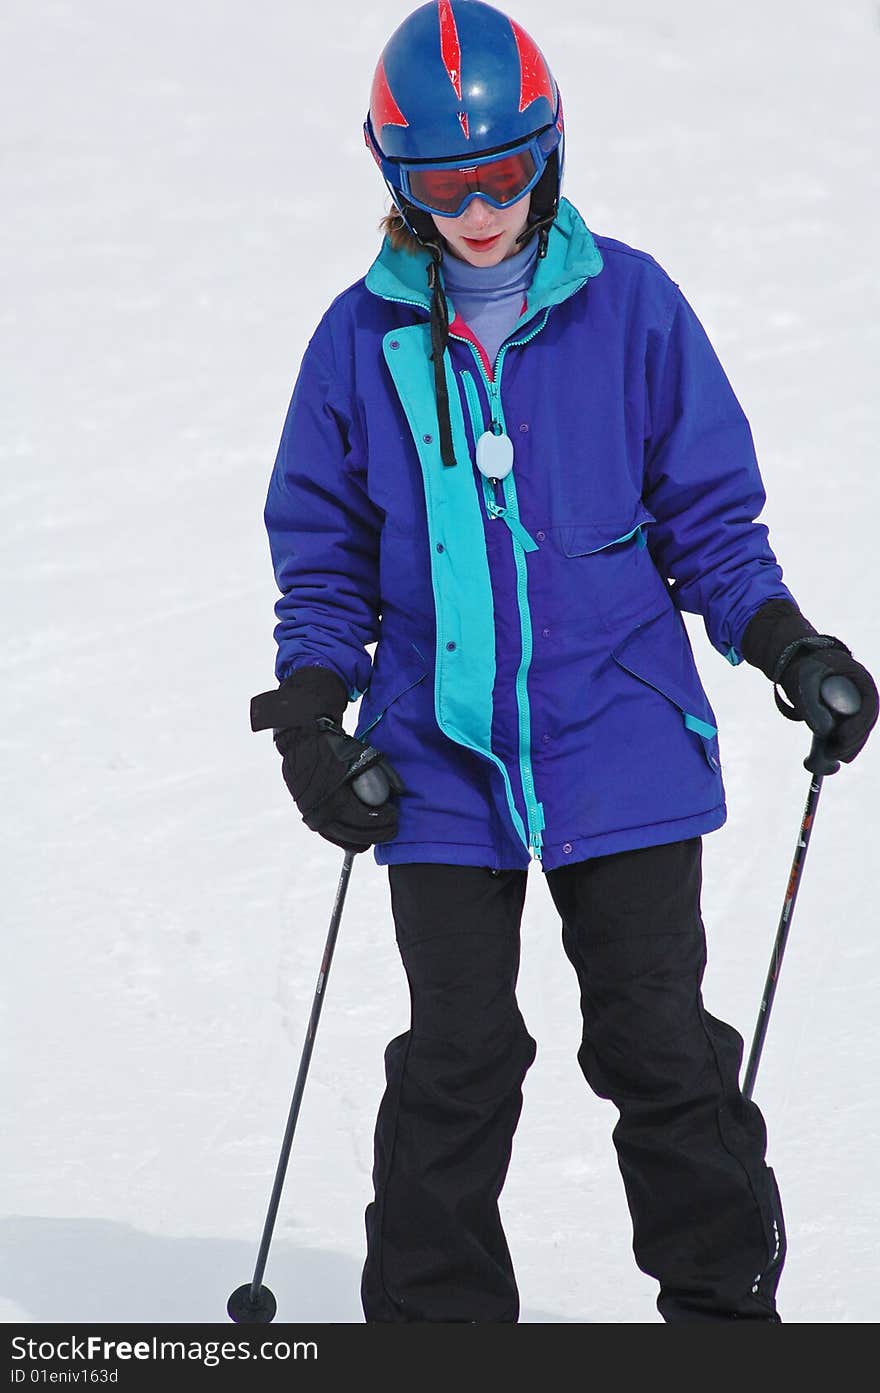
[250,665,348,734]
[740,600,817,681]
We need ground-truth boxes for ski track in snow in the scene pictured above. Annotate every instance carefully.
[2,0,878,1324]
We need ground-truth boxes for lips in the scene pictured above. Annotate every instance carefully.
[462,233,502,251]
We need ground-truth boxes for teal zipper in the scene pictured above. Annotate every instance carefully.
[460,317,551,861]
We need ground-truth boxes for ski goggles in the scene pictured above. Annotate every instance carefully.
[365,124,557,219]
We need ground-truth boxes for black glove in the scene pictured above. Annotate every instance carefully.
[742,600,878,763]
[250,666,404,852]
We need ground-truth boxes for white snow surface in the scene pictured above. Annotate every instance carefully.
[2,0,878,1325]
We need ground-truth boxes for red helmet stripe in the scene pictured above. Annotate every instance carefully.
[508,17,555,114]
[437,0,462,101]
[371,58,409,130]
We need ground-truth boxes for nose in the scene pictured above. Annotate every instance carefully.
[461,196,493,229]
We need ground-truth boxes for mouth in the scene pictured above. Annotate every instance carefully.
[462,233,502,251]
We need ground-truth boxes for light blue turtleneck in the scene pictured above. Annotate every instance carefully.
[440,235,539,372]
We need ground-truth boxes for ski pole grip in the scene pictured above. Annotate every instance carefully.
[804,675,862,776]
[322,729,391,806]
[350,767,391,805]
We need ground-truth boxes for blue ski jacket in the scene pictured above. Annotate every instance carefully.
[265,197,796,872]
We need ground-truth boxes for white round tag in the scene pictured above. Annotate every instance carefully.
[475,430,514,480]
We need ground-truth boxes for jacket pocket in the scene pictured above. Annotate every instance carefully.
[354,638,429,740]
[554,502,664,631]
[611,609,721,772]
[558,502,657,559]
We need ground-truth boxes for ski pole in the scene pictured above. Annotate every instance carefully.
[742,674,861,1101]
[228,732,391,1324]
[227,848,356,1323]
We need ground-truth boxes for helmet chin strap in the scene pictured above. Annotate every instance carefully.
[384,189,458,468]
[424,242,458,470]
[514,206,556,259]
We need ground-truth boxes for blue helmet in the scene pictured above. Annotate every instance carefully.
[364,1,564,238]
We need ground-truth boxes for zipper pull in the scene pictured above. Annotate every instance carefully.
[505,515,540,552]
[529,804,546,861]
[484,497,539,551]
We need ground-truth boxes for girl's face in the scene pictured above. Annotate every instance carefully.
[432,193,532,267]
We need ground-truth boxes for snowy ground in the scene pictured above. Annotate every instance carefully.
[1,0,878,1324]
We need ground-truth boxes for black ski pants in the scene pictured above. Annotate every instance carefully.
[360,838,785,1323]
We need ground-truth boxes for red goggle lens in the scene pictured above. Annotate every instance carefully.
[407,149,537,215]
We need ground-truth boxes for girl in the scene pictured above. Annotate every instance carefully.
[254,0,877,1322]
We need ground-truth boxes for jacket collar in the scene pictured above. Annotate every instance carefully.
[364,197,604,319]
